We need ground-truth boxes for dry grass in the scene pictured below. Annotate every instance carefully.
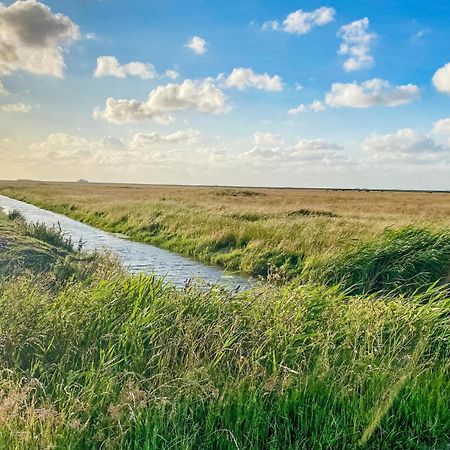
[1,181,450,289]
[2,181,450,224]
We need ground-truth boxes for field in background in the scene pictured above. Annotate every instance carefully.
[0,209,449,449]
[1,180,450,294]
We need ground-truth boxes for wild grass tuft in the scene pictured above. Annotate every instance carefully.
[24,221,74,252]
[7,209,24,221]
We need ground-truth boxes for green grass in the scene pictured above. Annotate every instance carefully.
[1,183,450,294]
[0,211,449,449]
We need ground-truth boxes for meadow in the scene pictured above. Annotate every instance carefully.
[0,181,449,449]
[1,181,450,293]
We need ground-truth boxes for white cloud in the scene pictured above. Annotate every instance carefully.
[240,138,347,167]
[432,62,450,94]
[130,129,201,149]
[24,133,130,170]
[338,18,376,72]
[94,56,156,80]
[222,67,283,91]
[184,36,207,54]
[309,100,326,112]
[261,20,279,31]
[325,79,420,108]
[288,104,306,115]
[0,102,31,112]
[292,138,344,160]
[29,132,125,152]
[362,128,450,165]
[21,131,230,177]
[288,100,325,114]
[165,69,179,80]
[433,118,450,135]
[264,7,335,35]
[30,131,202,157]
[0,0,80,77]
[94,79,229,124]
[251,132,283,146]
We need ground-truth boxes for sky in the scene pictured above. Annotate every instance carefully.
[0,0,450,189]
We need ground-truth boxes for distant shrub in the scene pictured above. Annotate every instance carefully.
[229,212,265,222]
[287,208,338,218]
[214,189,264,197]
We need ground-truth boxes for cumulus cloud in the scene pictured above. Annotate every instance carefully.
[288,100,325,114]
[362,128,450,165]
[251,132,283,146]
[433,117,450,135]
[432,62,450,94]
[288,104,306,115]
[0,102,31,112]
[165,69,179,80]
[184,36,207,54]
[338,18,376,72]
[130,129,201,149]
[325,79,420,108]
[309,100,326,112]
[263,7,335,35]
[94,79,229,124]
[241,138,347,167]
[94,56,156,80]
[0,0,80,77]
[222,68,283,91]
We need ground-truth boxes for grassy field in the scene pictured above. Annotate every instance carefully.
[0,209,449,449]
[1,181,450,294]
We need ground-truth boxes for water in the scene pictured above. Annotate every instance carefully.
[0,195,252,290]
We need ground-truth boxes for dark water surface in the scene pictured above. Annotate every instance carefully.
[0,195,252,290]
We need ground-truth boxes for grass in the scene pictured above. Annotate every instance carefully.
[0,182,449,448]
[0,213,449,448]
[1,181,450,293]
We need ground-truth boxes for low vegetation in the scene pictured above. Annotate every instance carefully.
[0,211,449,449]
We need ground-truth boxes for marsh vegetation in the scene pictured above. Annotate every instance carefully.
[0,181,449,449]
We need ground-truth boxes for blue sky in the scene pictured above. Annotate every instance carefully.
[0,0,450,188]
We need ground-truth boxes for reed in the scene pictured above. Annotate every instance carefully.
[0,210,449,448]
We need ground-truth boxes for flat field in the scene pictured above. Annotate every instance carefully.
[1,180,450,293]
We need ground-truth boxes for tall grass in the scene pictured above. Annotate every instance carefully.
[309,227,450,294]
[0,272,449,449]
[0,202,449,448]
